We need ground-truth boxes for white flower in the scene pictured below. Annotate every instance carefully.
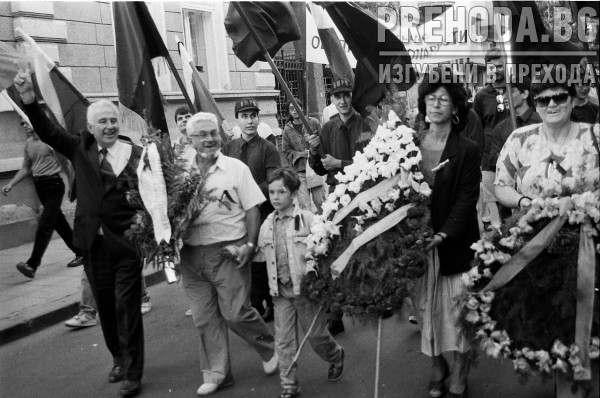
[465,310,480,323]
[333,183,348,198]
[552,358,569,373]
[339,194,351,207]
[347,180,362,194]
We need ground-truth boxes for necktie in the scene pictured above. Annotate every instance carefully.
[99,148,116,191]
[240,141,248,165]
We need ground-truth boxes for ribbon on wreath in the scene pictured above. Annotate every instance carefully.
[482,217,597,381]
[331,203,414,278]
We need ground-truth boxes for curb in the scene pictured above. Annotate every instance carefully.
[0,270,166,346]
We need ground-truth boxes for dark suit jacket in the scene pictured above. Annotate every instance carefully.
[430,131,481,276]
[23,101,142,255]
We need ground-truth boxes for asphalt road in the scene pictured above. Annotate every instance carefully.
[0,281,555,398]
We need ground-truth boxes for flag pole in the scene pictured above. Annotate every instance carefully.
[232,2,325,156]
[494,2,517,132]
[162,51,196,114]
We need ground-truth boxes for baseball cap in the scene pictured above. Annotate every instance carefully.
[235,98,260,117]
[330,77,353,95]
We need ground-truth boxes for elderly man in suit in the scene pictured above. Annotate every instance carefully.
[14,66,144,397]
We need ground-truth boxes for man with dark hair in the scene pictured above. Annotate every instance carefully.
[474,47,509,226]
[4,119,83,279]
[307,77,375,188]
[307,77,375,336]
[222,98,281,322]
[571,78,599,124]
[172,105,196,167]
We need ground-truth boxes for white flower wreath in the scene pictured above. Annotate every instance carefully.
[304,111,431,266]
[463,184,600,379]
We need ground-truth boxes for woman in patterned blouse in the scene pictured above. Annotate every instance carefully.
[495,65,600,206]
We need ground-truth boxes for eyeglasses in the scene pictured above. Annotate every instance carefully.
[424,94,451,106]
[533,93,570,107]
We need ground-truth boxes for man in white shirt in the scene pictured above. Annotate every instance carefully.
[180,112,278,396]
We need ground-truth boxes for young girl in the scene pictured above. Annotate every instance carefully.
[258,168,344,398]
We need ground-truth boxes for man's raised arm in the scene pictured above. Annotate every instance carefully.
[13,64,78,159]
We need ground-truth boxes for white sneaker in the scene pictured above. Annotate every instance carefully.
[262,352,279,375]
[185,309,193,316]
[141,301,152,315]
[196,382,219,396]
[65,312,97,328]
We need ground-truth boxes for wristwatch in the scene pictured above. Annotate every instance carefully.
[246,242,256,250]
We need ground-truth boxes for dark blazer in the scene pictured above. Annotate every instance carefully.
[23,101,142,255]
[430,131,481,276]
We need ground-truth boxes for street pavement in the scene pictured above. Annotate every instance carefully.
[0,237,163,344]
[0,278,557,398]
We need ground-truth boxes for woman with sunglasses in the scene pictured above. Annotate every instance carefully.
[495,65,599,209]
[494,66,599,397]
[415,68,481,398]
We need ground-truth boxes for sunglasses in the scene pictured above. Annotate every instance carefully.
[534,93,570,107]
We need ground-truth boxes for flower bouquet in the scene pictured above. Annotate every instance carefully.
[301,112,434,317]
[125,132,214,277]
[460,178,599,389]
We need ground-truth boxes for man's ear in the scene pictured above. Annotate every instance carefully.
[522,89,529,100]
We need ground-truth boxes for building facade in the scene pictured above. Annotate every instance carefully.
[0,1,280,249]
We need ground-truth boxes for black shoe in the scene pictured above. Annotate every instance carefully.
[67,256,84,267]
[120,380,141,397]
[262,306,274,322]
[327,319,345,337]
[108,365,124,383]
[279,388,301,398]
[328,347,344,381]
[381,308,394,319]
[16,262,36,279]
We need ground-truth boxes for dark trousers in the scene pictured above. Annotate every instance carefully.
[84,236,144,381]
[251,261,273,313]
[28,175,79,269]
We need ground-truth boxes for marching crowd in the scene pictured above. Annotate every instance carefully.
[8,45,599,398]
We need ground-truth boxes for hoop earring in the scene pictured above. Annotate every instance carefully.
[452,114,460,125]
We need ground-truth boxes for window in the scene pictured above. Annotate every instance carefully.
[181,2,230,90]
[183,9,211,87]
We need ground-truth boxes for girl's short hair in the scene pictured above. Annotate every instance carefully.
[267,167,301,193]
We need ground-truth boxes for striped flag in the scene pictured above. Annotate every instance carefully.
[175,36,229,142]
[308,2,354,83]
[16,27,90,134]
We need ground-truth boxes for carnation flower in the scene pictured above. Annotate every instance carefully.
[339,194,351,207]
[514,357,531,373]
[552,340,569,358]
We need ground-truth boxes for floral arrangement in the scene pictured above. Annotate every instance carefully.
[124,132,214,268]
[301,112,434,317]
[460,182,599,387]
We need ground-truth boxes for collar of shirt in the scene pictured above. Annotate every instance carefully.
[97,140,132,176]
[274,206,294,221]
[332,111,359,130]
[206,151,228,174]
[517,107,534,123]
[242,133,260,145]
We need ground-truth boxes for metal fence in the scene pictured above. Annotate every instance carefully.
[273,51,305,129]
